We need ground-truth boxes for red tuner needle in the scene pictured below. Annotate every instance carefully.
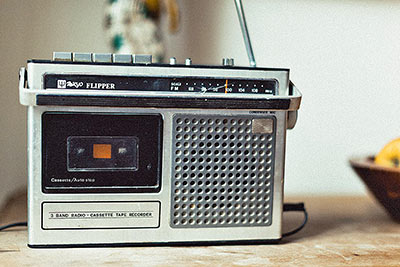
[225,79,228,94]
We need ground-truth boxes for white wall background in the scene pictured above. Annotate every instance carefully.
[0,0,109,207]
[1,0,400,206]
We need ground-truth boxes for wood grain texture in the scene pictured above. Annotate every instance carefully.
[0,194,399,266]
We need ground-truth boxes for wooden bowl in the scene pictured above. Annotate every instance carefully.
[350,156,400,222]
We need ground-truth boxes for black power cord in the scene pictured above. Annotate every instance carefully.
[282,202,308,238]
[0,221,27,231]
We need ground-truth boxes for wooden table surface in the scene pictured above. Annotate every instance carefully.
[0,194,399,266]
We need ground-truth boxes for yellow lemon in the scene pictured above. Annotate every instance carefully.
[375,138,400,168]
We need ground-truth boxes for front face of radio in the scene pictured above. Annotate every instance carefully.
[21,57,301,247]
[28,107,286,246]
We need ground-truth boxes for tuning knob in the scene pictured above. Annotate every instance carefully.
[185,58,192,65]
[169,57,177,65]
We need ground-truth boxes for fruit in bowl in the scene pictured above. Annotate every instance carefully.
[375,138,400,168]
[350,138,400,222]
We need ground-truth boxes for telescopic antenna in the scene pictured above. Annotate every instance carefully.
[234,0,256,67]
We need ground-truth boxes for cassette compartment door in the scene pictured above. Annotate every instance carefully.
[41,112,162,193]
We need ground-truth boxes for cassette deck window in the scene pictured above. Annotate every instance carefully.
[67,136,139,172]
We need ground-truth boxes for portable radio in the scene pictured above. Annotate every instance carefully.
[18,0,303,247]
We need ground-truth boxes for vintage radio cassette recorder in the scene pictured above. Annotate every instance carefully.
[18,1,302,247]
[19,52,302,247]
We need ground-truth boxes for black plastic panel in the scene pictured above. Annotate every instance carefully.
[44,74,277,95]
[36,95,291,110]
[42,112,162,193]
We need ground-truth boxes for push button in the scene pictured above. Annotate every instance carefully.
[133,54,152,64]
[113,54,132,63]
[93,53,112,63]
[53,52,72,61]
[73,53,92,62]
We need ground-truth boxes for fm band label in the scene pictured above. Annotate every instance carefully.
[42,201,160,229]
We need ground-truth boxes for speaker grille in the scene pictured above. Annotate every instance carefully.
[170,115,275,228]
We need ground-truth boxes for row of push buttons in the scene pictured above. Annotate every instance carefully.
[53,52,235,67]
[53,52,152,64]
